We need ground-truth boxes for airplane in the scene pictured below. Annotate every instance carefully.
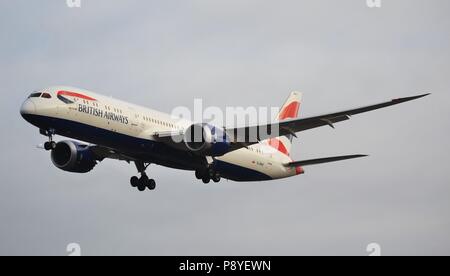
[20,86,429,191]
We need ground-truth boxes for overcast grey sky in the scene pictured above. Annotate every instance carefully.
[0,0,449,255]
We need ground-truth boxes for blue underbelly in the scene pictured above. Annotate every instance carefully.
[22,114,205,170]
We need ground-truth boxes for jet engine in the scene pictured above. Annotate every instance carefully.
[184,124,231,156]
[51,140,98,173]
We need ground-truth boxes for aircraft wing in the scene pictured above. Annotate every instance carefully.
[89,145,137,162]
[227,93,430,147]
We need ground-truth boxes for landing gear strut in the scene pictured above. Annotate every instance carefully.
[41,129,56,151]
[130,161,156,191]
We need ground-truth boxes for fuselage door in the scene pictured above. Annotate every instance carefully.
[127,107,143,135]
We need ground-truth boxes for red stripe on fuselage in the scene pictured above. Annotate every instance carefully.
[57,91,97,101]
[279,101,300,120]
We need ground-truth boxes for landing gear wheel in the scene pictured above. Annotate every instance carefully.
[132,161,156,192]
[44,141,56,151]
[146,179,156,190]
[202,176,211,184]
[137,175,148,192]
[207,168,220,183]
[139,174,149,184]
[130,176,139,187]
[195,170,203,180]
[44,142,51,151]
[137,184,146,192]
[212,175,221,183]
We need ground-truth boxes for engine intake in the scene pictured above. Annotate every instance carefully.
[51,141,97,173]
[184,124,230,156]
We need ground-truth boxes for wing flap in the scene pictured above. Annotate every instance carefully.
[90,146,136,162]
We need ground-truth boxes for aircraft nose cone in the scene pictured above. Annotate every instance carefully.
[20,99,36,115]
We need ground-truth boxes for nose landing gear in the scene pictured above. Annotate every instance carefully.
[131,161,156,192]
[41,129,56,151]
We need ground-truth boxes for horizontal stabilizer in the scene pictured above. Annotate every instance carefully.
[285,154,368,167]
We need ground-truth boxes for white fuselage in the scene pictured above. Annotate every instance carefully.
[20,86,301,181]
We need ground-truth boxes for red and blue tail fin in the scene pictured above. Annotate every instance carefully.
[267,91,302,156]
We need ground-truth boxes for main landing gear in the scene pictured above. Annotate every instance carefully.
[41,129,56,151]
[195,167,221,184]
[130,161,156,192]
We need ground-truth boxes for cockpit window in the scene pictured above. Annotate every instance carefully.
[41,93,52,99]
[28,92,42,98]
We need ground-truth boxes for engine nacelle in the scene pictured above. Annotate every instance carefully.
[184,124,231,156]
[51,141,97,173]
